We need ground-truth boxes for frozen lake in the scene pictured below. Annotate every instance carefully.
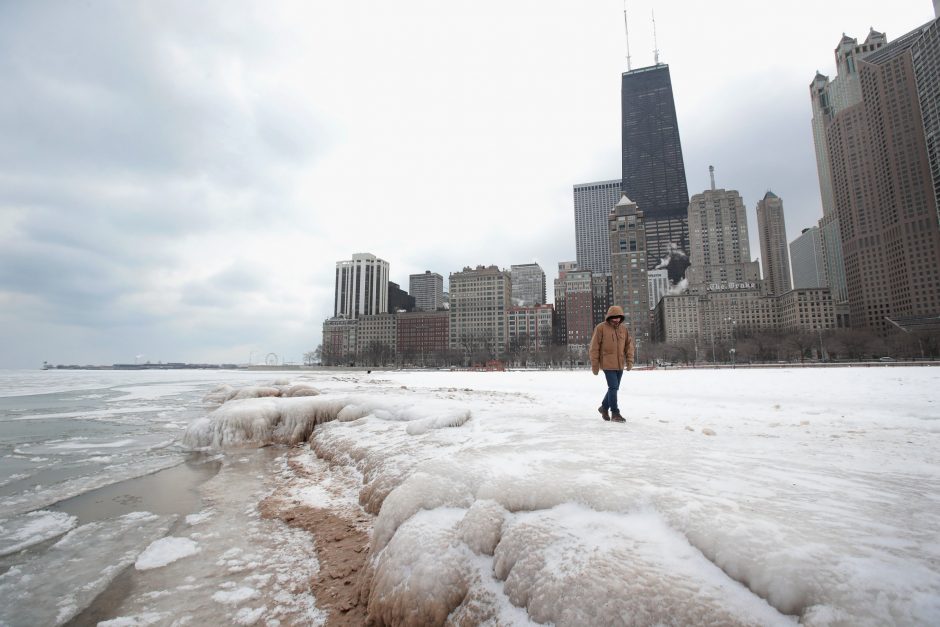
[1,366,938,625]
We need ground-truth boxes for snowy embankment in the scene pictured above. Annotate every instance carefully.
[184,369,940,626]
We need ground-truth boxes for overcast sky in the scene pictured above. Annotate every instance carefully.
[1,0,935,368]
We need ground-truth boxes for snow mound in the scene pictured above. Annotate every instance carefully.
[135,536,201,570]
[232,386,282,400]
[406,410,471,435]
[0,510,77,557]
[492,504,789,625]
[280,384,320,397]
[368,508,473,625]
[202,382,320,405]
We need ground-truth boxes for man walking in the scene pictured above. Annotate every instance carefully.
[589,305,635,423]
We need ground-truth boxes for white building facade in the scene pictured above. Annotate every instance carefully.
[334,253,389,319]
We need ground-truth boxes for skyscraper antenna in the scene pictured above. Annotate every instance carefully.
[623,0,632,71]
[652,9,660,65]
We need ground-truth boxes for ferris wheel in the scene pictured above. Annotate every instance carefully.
[264,352,278,366]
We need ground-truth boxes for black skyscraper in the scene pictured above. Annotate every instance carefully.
[621,64,690,274]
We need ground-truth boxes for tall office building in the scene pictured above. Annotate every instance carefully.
[510,263,547,306]
[553,261,578,346]
[810,29,887,305]
[573,180,621,273]
[449,265,511,359]
[790,227,828,289]
[409,271,444,312]
[810,30,888,215]
[621,64,691,276]
[686,185,761,290]
[826,17,940,331]
[913,15,940,217]
[756,192,792,296]
[334,253,389,319]
[608,194,650,341]
[562,270,594,348]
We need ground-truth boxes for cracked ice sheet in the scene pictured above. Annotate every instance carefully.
[0,511,176,626]
[98,449,325,627]
[302,367,940,625]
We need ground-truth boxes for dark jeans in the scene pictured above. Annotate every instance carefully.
[600,369,624,414]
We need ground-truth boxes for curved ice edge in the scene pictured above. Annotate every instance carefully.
[182,395,471,449]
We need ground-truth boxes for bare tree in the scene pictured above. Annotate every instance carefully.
[303,350,318,366]
[782,332,817,363]
[832,329,877,361]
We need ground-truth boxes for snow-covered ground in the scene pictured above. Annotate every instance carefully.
[181,367,940,626]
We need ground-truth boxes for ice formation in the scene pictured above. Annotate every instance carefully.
[183,394,469,449]
[202,381,320,405]
[189,371,940,625]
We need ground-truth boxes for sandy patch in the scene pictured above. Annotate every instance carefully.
[260,450,373,626]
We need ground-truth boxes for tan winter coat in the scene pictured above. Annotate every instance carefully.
[589,305,635,373]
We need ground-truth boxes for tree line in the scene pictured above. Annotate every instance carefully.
[306,326,939,368]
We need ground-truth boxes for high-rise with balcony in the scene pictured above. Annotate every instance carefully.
[573,180,621,273]
[409,271,444,312]
[756,192,792,297]
[334,253,389,319]
[621,64,690,276]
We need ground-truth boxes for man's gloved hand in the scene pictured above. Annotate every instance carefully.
[592,366,599,376]
[626,362,633,372]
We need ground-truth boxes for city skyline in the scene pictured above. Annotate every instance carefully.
[0,1,935,368]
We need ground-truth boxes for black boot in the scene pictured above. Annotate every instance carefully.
[598,406,611,421]
[610,412,626,423]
